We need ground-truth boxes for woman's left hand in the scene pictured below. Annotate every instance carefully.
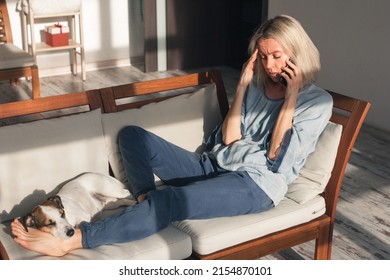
[280,59,302,99]
[269,59,302,160]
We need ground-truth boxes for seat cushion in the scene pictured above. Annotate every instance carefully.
[0,109,108,223]
[0,222,191,260]
[101,83,222,185]
[0,44,35,70]
[173,195,325,255]
[286,121,342,204]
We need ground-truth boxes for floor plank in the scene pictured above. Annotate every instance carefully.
[1,65,389,259]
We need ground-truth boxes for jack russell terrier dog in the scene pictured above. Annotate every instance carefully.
[20,172,135,239]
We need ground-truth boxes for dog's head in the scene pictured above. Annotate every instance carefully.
[20,195,75,239]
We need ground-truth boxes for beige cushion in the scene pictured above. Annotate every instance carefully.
[286,122,342,204]
[173,195,325,255]
[101,83,222,185]
[0,221,191,260]
[0,109,108,223]
[0,44,35,70]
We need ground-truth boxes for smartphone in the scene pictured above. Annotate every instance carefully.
[279,60,293,87]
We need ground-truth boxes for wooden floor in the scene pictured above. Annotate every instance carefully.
[1,65,389,260]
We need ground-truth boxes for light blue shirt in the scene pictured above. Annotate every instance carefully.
[207,81,333,205]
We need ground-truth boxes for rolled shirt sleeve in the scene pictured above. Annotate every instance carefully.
[266,89,333,181]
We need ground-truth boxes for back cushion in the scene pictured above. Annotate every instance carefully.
[0,109,108,223]
[101,83,222,185]
[286,121,343,204]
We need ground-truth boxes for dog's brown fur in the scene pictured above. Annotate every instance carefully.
[20,196,64,233]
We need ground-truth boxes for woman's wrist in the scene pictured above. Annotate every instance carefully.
[284,89,298,104]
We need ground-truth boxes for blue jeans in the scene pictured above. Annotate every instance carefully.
[80,126,273,248]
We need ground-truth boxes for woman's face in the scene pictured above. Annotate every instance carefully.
[257,38,289,83]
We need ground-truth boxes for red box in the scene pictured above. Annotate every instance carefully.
[45,24,69,47]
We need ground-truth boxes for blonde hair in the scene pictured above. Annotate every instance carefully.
[248,15,320,87]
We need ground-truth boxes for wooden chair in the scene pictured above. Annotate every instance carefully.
[20,0,86,81]
[0,0,40,99]
[99,71,370,259]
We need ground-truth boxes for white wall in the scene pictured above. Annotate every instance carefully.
[269,0,390,132]
[6,0,144,75]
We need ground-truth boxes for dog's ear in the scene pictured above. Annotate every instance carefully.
[49,195,64,209]
[19,214,36,232]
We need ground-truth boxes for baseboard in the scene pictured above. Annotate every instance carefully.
[38,57,144,78]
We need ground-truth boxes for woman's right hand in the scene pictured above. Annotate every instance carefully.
[238,48,258,88]
[222,49,258,145]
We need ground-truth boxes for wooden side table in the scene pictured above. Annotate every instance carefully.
[20,0,86,80]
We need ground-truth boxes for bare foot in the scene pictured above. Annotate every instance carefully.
[11,219,82,257]
[137,193,146,203]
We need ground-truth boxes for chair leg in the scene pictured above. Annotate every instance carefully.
[31,66,40,99]
[314,222,332,260]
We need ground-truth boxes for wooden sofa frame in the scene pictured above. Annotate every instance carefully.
[0,70,370,260]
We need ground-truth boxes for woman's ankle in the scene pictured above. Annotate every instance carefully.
[137,194,146,203]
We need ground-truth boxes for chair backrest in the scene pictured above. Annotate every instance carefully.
[325,91,370,219]
[100,70,229,118]
[0,90,102,126]
[0,0,13,43]
[0,71,227,126]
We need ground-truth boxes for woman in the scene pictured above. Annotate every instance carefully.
[11,15,332,256]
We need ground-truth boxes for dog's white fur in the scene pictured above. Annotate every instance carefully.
[25,172,134,239]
